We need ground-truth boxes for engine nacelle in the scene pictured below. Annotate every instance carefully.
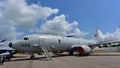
[77,45,91,56]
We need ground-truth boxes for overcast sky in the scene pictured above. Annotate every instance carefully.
[0,0,120,41]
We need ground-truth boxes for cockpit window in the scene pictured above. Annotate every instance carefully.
[23,37,29,40]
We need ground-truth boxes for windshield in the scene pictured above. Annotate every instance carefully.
[23,37,29,40]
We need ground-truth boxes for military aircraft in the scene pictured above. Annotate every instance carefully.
[0,39,8,54]
[8,32,120,61]
[0,39,15,62]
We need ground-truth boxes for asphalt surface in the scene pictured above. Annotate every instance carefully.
[0,52,120,68]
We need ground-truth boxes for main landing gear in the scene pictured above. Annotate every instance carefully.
[30,53,35,60]
[69,51,74,55]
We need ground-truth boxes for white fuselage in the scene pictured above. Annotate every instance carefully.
[10,35,93,53]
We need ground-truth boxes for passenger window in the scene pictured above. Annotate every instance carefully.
[24,37,29,40]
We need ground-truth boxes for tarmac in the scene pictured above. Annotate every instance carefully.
[0,52,120,68]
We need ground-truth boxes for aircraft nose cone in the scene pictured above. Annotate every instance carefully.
[9,43,12,48]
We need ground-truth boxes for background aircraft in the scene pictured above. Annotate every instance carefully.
[0,39,15,61]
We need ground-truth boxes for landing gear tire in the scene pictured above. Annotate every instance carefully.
[53,51,61,56]
[30,55,35,60]
[69,51,74,55]
[79,53,90,56]
[85,53,90,56]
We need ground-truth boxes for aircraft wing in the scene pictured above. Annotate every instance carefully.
[0,45,15,50]
[88,40,120,49]
[0,52,10,57]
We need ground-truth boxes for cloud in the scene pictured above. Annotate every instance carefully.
[105,28,120,40]
[74,28,89,37]
[40,14,89,37]
[0,0,59,40]
[0,0,89,41]
[96,29,105,41]
[0,25,18,40]
[1,0,59,29]
[40,14,78,36]
[96,28,120,41]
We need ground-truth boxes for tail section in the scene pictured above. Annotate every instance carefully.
[93,27,99,43]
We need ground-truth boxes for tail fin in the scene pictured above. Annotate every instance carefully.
[93,27,99,43]
[0,39,7,43]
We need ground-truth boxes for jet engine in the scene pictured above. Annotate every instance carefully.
[77,45,91,56]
